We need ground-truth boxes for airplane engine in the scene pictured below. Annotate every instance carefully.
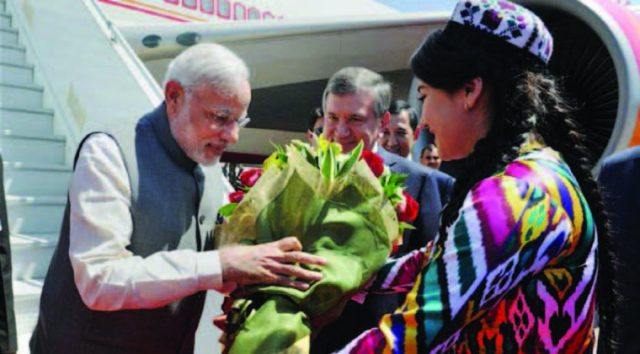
[517,0,640,162]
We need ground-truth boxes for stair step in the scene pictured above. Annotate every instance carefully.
[5,195,66,234]
[0,13,10,29]
[13,277,42,335]
[0,106,54,136]
[0,131,65,164]
[0,28,17,46]
[3,161,70,196]
[0,61,33,85]
[0,82,43,108]
[11,233,57,280]
[0,44,25,64]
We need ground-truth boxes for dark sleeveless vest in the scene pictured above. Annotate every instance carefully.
[30,104,225,354]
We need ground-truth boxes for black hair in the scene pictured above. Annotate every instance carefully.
[389,99,419,130]
[411,23,617,351]
[308,107,324,131]
[420,144,438,157]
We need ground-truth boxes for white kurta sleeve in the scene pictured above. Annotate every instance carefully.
[69,133,226,311]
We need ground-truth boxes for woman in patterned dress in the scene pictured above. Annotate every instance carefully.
[338,0,617,353]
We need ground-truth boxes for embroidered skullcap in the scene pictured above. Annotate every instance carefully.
[449,0,553,64]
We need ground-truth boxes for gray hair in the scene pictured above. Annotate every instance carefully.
[163,43,250,93]
[322,67,391,118]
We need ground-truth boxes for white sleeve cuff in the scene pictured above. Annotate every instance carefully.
[196,250,224,291]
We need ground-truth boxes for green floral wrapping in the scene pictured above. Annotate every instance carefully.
[218,145,399,354]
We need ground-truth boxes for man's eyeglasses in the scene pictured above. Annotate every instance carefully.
[237,116,251,128]
[181,85,251,129]
[207,113,251,129]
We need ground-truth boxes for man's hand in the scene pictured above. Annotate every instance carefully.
[219,237,326,291]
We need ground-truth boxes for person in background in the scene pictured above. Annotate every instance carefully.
[379,99,418,159]
[306,107,324,145]
[312,67,453,353]
[0,155,17,354]
[337,0,617,352]
[30,43,325,354]
[419,143,442,169]
[598,145,640,354]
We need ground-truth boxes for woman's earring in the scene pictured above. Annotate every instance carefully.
[464,102,470,111]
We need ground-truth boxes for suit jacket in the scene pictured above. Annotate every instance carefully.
[311,148,453,353]
[598,146,640,354]
[377,148,453,256]
[0,156,17,354]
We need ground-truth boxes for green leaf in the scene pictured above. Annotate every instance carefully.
[262,153,278,171]
[321,145,336,181]
[218,203,238,217]
[263,144,289,171]
[336,142,363,177]
[389,173,408,186]
[305,152,318,167]
[329,141,342,157]
[399,222,416,232]
[263,152,286,171]
[301,146,318,167]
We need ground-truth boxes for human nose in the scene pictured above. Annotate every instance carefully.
[387,134,398,147]
[335,121,350,137]
[221,124,239,145]
[418,108,430,131]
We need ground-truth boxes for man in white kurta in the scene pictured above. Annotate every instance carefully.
[30,43,325,354]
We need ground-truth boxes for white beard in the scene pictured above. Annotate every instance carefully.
[170,104,220,166]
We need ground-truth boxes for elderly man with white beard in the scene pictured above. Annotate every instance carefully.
[30,43,325,354]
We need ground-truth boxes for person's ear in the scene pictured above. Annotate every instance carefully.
[378,111,390,137]
[165,81,186,119]
[380,111,390,128]
[462,77,484,111]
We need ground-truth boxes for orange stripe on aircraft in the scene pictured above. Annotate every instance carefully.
[628,109,640,147]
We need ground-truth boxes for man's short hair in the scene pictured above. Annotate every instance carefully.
[322,67,391,119]
[421,144,438,155]
[163,43,250,93]
[389,99,418,130]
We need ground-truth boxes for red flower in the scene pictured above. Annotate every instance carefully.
[361,150,384,177]
[391,242,400,256]
[397,191,419,222]
[229,191,245,203]
[239,168,262,188]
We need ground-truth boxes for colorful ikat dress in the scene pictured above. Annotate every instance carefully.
[340,144,597,353]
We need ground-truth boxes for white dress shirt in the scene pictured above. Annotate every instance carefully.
[69,133,232,311]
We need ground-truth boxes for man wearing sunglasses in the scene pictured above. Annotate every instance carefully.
[30,44,325,354]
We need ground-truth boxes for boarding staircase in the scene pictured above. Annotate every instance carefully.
[0,0,70,348]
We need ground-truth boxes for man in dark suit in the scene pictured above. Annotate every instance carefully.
[598,146,640,354]
[312,67,453,352]
[0,155,17,354]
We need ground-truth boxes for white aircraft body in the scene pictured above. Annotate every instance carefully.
[2,1,639,353]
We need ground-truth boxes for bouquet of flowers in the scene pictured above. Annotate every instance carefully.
[217,138,418,353]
